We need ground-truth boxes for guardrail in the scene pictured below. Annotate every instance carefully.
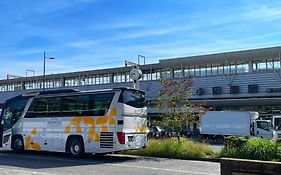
[221,158,281,175]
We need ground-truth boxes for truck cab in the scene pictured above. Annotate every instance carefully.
[255,120,276,139]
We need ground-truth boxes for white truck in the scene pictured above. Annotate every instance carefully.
[272,115,281,138]
[200,111,277,141]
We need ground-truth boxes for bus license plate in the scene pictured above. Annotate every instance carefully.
[128,136,134,142]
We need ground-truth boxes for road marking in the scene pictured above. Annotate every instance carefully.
[109,163,218,175]
[0,153,219,175]
[0,167,53,175]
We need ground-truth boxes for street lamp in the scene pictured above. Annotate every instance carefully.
[43,51,55,91]
[26,69,35,77]
[138,54,145,65]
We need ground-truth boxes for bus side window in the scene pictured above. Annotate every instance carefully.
[47,97,61,117]
[89,93,114,116]
[36,98,49,117]
[75,95,89,116]
[25,99,37,118]
[62,95,90,116]
[62,96,77,116]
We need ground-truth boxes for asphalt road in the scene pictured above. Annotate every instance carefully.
[0,151,220,175]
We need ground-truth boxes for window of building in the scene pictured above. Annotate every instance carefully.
[206,67,212,76]
[224,65,230,75]
[218,66,224,75]
[212,66,218,76]
[237,63,248,73]
[185,67,194,76]
[104,76,110,84]
[195,68,200,77]
[273,59,280,70]
[174,69,183,78]
[160,70,170,79]
[258,61,267,71]
[230,65,236,74]
[200,67,207,76]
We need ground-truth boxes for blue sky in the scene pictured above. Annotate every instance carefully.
[1,0,281,79]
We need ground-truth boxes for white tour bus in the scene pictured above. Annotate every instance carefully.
[0,87,147,157]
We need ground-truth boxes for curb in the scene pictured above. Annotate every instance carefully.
[118,153,221,163]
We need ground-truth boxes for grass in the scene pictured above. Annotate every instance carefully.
[122,137,216,159]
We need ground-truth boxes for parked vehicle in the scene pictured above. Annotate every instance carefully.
[0,87,147,157]
[147,126,163,139]
[272,115,281,138]
[200,111,277,142]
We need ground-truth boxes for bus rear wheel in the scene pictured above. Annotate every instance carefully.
[12,136,24,152]
[67,138,84,158]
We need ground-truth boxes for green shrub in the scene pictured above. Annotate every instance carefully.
[242,139,278,161]
[221,137,280,161]
[224,136,249,149]
[123,137,215,159]
[275,138,281,145]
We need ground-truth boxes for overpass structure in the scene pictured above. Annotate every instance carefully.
[1,46,281,117]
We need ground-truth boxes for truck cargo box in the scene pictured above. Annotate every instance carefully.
[200,111,258,136]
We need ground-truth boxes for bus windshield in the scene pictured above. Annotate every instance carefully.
[1,97,29,131]
[118,90,145,108]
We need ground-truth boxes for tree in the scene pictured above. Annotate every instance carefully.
[156,76,209,142]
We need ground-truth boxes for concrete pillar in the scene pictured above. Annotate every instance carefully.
[248,60,253,72]
[22,82,26,90]
[170,68,174,79]
[60,77,65,87]
[110,73,114,83]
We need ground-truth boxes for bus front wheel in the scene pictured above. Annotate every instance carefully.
[67,137,84,158]
[12,136,24,152]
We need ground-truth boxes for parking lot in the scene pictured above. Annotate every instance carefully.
[0,151,220,175]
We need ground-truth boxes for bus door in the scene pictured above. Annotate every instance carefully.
[0,106,13,150]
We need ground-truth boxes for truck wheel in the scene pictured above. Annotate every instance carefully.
[67,138,84,158]
[12,137,24,152]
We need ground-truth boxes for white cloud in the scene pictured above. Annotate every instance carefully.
[245,4,281,19]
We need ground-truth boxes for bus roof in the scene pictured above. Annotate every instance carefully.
[22,89,80,97]
[2,87,145,105]
[21,87,145,98]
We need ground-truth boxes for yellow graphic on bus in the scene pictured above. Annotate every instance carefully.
[24,128,41,151]
[64,107,117,143]
[135,122,148,133]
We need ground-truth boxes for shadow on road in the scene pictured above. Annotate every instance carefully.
[0,151,145,169]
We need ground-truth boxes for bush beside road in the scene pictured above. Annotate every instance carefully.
[123,136,281,162]
[220,136,281,161]
[123,137,217,160]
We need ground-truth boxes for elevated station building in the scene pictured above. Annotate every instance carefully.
[1,46,281,118]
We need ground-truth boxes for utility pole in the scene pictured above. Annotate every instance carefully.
[43,51,55,91]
